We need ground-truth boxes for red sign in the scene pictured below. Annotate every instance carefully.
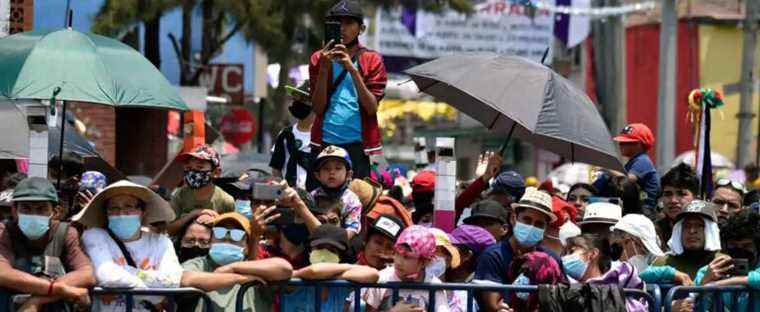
[220,107,257,146]
[199,64,245,104]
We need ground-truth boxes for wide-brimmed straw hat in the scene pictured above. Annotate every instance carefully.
[73,180,175,228]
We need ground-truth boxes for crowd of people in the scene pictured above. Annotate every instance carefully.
[2,1,760,312]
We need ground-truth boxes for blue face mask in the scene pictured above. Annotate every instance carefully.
[513,273,532,301]
[209,243,245,266]
[562,253,588,281]
[513,221,544,247]
[18,214,50,240]
[235,200,253,219]
[108,215,141,240]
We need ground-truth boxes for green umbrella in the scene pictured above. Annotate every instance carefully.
[0,28,188,110]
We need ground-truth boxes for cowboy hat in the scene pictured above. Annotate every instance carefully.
[73,180,175,228]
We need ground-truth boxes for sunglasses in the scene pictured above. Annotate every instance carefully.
[715,178,747,195]
[212,227,246,242]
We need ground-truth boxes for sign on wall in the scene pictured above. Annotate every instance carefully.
[199,64,245,105]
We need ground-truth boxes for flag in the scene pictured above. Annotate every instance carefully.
[554,0,591,47]
[695,104,713,198]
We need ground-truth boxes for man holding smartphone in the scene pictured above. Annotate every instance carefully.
[309,0,388,179]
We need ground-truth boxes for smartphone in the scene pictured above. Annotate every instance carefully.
[270,206,295,226]
[252,183,282,201]
[733,258,750,276]
[588,197,622,206]
[324,20,342,47]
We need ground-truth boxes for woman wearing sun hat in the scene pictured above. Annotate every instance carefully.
[73,180,181,311]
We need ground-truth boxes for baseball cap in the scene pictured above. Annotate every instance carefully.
[448,224,497,254]
[12,177,58,203]
[614,123,655,149]
[579,202,622,226]
[314,145,352,172]
[464,200,508,225]
[411,170,436,194]
[178,144,221,169]
[310,224,349,252]
[429,227,461,269]
[490,171,526,199]
[284,80,311,103]
[326,0,364,22]
[612,214,664,257]
[676,200,718,223]
[213,212,253,238]
[394,225,436,259]
[369,214,406,241]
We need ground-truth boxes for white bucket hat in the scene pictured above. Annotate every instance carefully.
[72,180,175,228]
[612,214,664,257]
[579,202,622,226]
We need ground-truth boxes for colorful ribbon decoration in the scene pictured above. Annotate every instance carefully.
[687,88,724,198]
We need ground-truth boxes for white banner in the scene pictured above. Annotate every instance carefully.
[374,1,555,61]
[0,0,9,38]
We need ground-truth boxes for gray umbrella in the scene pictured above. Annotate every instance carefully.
[405,53,624,171]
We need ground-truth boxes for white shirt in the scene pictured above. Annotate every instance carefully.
[82,228,182,312]
[291,125,311,188]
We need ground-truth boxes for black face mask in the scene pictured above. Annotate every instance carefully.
[288,101,312,120]
[179,247,210,263]
[610,242,624,261]
[281,223,310,246]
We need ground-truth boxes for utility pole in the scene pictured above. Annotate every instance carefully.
[656,0,677,171]
[737,0,759,168]
[592,0,627,137]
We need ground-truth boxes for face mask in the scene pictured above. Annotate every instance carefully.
[108,215,141,240]
[610,242,624,261]
[309,248,341,264]
[288,101,312,120]
[395,266,422,281]
[18,214,50,240]
[281,223,310,246]
[513,222,544,247]
[180,247,210,263]
[209,243,245,266]
[562,253,589,281]
[513,273,532,301]
[628,255,651,273]
[235,200,253,219]
[184,169,213,189]
[425,256,447,279]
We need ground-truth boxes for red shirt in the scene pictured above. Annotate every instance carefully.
[309,45,388,154]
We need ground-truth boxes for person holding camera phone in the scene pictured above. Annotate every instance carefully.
[309,0,388,180]
[685,210,760,312]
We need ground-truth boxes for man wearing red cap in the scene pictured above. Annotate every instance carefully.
[613,123,660,218]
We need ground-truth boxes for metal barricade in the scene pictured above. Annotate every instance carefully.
[237,279,661,312]
[89,287,214,312]
[663,285,760,312]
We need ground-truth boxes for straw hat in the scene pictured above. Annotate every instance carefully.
[512,187,556,222]
[73,180,175,228]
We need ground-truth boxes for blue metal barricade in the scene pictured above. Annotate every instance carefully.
[89,287,214,312]
[663,285,760,312]
[237,279,661,312]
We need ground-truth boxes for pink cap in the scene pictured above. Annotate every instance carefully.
[394,225,436,259]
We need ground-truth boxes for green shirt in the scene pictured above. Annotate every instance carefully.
[171,186,235,217]
[181,256,272,312]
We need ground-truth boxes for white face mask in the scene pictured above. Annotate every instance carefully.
[425,256,447,279]
[628,255,651,273]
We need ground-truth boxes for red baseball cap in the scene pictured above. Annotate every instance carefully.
[614,123,654,149]
[411,170,436,193]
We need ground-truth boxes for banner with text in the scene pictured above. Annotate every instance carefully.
[374,1,555,61]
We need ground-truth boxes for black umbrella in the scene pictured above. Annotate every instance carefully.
[405,53,624,171]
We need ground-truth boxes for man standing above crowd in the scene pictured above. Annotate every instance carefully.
[309,0,388,179]
[610,123,660,219]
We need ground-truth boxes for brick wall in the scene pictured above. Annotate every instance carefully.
[68,102,117,166]
[9,0,33,34]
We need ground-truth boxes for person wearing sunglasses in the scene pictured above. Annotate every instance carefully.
[181,212,293,312]
[712,178,746,224]
[74,180,182,311]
